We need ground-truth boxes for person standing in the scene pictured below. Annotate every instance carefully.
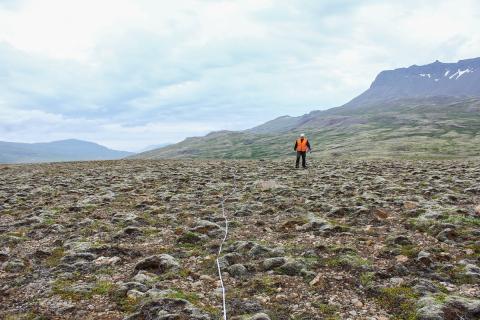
[294,133,311,169]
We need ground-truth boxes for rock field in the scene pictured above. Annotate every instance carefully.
[0,159,479,319]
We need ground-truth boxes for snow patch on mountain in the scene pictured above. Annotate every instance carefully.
[449,68,474,79]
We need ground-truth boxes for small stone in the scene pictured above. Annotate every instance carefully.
[262,257,287,270]
[228,264,248,278]
[352,298,363,308]
[199,275,215,282]
[134,254,179,275]
[396,255,409,263]
[249,313,271,320]
[145,288,174,299]
[436,228,457,242]
[0,252,9,262]
[390,277,405,285]
[125,297,210,319]
[297,217,331,231]
[2,259,26,273]
[413,279,439,296]
[275,294,287,301]
[416,251,432,265]
[249,243,273,257]
[122,226,143,236]
[475,205,480,215]
[94,256,120,266]
[373,208,389,219]
[218,252,242,269]
[127,289,145,299]
[276,261,305,276]
[391,235,412,245]
[464,263,480,279]
[404,201,418,210]
[133,270,156,284]
[123,281,149,292]
[191,220,222,234]
[309,273,323,286]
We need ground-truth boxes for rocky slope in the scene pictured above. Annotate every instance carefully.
[0,139,133,164]
[1,159,479,319]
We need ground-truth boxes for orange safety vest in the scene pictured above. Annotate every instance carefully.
[296,138,309,152]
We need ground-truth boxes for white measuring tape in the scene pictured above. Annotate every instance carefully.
[216,170,237,320]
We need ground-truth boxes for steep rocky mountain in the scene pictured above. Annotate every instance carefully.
[0,139,134,164]
[345,57,480,107]
[131,57,480,160]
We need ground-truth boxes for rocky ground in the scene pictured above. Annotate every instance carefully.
[0,159,479,320]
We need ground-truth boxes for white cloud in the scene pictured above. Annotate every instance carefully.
[0,0,479,150]
[0,0,144,61]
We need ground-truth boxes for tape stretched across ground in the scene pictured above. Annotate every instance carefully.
[216,170,237,320]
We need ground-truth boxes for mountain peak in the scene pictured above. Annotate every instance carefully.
[345,57,480,107]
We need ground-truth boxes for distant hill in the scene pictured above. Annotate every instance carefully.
[131,57,480,160]
[135,143,171,153]
[0,139,134,164]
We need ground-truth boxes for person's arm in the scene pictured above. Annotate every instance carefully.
[294,141,297,151]
[306,140,311,151]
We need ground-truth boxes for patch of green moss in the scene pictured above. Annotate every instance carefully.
[248,276,278,295]
[95,266,115,276]
[43,217,56,225]
[91,280,115,295]
[407,217,437,234]
[449,264,477,285]
[165,290,201,305]
[115,296,140,313]
[45,247,65,267]
[51,279,81,300]
[376,286,419,320]
[359,271,375,287]
[433,292,448,303]
[177,231,204,244]
[399,244,420,258]
[442,214,480,227]
[325,253,371,269]
[143,227,161,237]
[52,279,115,301]
[312,302,340,319]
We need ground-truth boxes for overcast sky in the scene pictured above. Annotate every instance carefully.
[1,0,479,151]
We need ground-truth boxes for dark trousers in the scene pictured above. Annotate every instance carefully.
[296,151,306,168]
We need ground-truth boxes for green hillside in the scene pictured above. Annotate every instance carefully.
[130,97,480,160]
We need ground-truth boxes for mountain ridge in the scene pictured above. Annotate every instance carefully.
[344,57,480,107]
[0,139,134,164]
[131,57,480,160]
